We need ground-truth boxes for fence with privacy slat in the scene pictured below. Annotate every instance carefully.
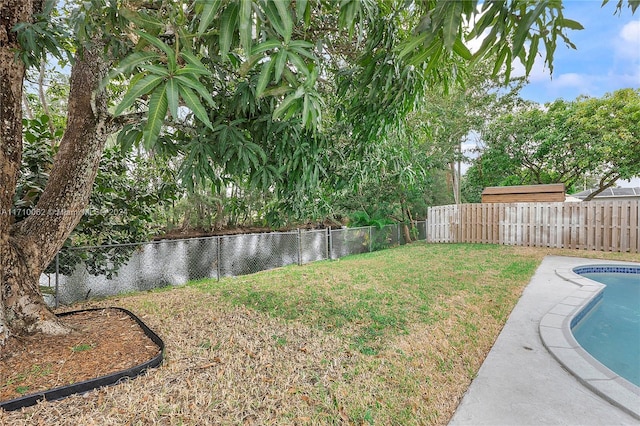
[427,200,639,253]
[42,222,428,306]
[41,200,639,307]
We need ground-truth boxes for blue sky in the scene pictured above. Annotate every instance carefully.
[519,0,640,104]
[521,1,640,187]
[465,1,640,187]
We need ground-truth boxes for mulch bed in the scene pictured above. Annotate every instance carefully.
[0,308,159,403]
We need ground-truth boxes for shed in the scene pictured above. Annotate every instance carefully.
[481,184,566,203]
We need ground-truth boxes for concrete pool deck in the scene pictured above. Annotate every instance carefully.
[448,255,640,426]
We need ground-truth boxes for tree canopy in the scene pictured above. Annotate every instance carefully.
[463,88,640,202]
[1,0,637,342]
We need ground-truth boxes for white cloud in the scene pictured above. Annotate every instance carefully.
[615,20,640,61]
[532,71,628,101]
[511,53,551,83]
[512,52,593,99]
[549,73,589,89]
[621,19,640,40]
[463,3,488,54]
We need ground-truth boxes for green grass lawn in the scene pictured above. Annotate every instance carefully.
[4,243,637,425]
[193,243,541,356]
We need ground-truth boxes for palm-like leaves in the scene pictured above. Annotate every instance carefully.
[113,29,216,146]
[113,1,322,149]
[105,0,602,218]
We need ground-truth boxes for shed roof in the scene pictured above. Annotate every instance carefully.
[481,183,565,195]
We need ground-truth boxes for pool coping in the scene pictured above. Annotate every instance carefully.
[539,265,640,420]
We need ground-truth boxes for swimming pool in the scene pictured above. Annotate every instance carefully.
[539,261,640,419]
[571,266,640,387]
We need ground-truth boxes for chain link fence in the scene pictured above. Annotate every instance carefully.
[40,221,428,306]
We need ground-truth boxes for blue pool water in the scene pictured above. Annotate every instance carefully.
[571,266,640,387]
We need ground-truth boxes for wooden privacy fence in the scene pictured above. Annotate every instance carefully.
[427,200,639,253]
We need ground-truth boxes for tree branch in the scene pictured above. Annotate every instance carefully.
[583,171,620,201]
[38,61,56,143]
[105,112,147,134]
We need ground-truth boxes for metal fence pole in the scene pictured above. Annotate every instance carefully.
[369,226,372,252]
[324,227,329,260]
[54,251,60,308]
[327,227,332,260]
[216,236,221,281]
[297,228,302,266]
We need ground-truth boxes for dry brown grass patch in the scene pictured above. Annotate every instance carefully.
[1,244,636,425]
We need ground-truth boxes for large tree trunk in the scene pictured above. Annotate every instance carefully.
[1,1,112,346]
[0,0,40,345]
[402,223,412,244]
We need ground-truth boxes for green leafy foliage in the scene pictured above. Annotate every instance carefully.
[51,147,177,277]
[603,0,640,14]
[12,0,70,68]
[103,0,590,189]
[464,89,640,201]
[13,116,59,221]
[15,137,174,277]
[112,30,216,146]
[348,211,393,229]
[13,0,639,235]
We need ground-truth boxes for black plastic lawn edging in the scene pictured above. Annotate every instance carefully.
[0,307,164,412]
